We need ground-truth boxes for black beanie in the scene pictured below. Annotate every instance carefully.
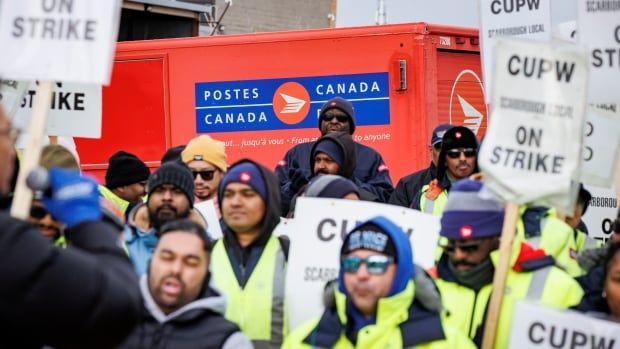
[341,222,397,261]
[105,151,150,189]
[161,145,186,164]
[147,162,195,208]
[318,97,356,134]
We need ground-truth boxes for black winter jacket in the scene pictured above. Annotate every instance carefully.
[277,139,393,213]
[389,162,437,208]
[118,276,252,349]
[0,213,141,348]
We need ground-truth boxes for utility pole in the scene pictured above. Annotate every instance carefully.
[376,0,386,25]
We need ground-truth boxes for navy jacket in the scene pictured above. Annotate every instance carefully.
[277,141,393,213]
[389,162,437,208]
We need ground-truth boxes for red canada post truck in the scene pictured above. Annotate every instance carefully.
[75,22,487,184]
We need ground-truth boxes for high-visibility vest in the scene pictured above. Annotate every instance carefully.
[436,250,584,348]
[211,234,286,349]
[516,206,584,277]
[98,185,130,215]
[418,184,449,216]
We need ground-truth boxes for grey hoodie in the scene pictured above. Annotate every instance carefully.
[119,275,253,349]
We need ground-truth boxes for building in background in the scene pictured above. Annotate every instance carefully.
[210,0,334,35]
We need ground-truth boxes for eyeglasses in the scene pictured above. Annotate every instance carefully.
[0,127,20,145]
[341,255,394,275]
[321,113,349,123]
[30,205,50,219]
[192,170,216,181]
[441,242,482,254]
[446,148,476,159]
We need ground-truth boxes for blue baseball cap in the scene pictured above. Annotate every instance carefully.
[431,124,453,146]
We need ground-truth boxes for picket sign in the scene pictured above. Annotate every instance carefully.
[2,82,103,139]
[0,1,122,84]
[282,197,440,331]
[193,200,223,240]
[9,82,53,219]
[479,0,551,103]
[0,1,121,219]
[577,0,620,105]
[479,39,588,214]
[509,301,620,349]
[581,106,620,187]
[478,38,589,349]
[0,80,28,120]
[582,184,618,242]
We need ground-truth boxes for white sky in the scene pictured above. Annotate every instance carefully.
[336,0,576,28]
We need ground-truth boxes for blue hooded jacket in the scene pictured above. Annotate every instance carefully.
[338,216,414,330]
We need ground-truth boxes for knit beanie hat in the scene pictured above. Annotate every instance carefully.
[161,145,185,164]
[440,179,504,240]
[219,161,268,204]
[318,97,356,134]
[437,126,479,180]
[40,144,80,170]
[305,174,359,199]
[341,222,397,261]
[147,162,195,208]
[313,138,344,169]
[181,135,228,172]
[105,151,150,189]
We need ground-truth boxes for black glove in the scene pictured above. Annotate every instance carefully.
[288,168,309,193]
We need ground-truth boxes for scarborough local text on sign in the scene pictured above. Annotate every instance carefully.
[194,72,389,133]
[478,39,588,213]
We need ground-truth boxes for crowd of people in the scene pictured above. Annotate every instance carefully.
[0,95,619,348]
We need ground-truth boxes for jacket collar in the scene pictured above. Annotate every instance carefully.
[140,274,227,324]
[304,281,446,347]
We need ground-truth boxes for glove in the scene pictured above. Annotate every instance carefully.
[288,168,309,193]
[42,168,102,228]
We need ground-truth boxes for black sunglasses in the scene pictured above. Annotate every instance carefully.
[446,148,477,159]
[30,205,49,219]
[441,242,482,254]
[192,170,216,181]
[321,114,349,123]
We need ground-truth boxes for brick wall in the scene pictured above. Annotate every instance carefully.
[211,0,333,35]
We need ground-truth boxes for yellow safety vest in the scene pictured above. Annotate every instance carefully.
[211,234,286,349]
[435,250,584,348]
[98,185,130,215]
[283,281,476,349]
[516,206,584,277]
[419,184,449,216]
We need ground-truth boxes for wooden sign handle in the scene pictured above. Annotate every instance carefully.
[10,81,53,219]
[481,202,520,349]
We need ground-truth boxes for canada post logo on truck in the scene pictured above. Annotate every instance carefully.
[194,72,389,133]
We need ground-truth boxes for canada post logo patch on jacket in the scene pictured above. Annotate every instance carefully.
[194,73,389,133]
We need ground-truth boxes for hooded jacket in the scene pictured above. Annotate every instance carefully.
[216,159,283,286]
[434,241,584,347]
[282,216,475,349]
[118,275,252,349]
[309,132,379,203]
[277,128,393,214]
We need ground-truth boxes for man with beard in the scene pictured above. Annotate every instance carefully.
[283,216,475,348]
[181,135,228,211]
[124,162,195,275]
[211,159,286,348]
[412,126,478,216]
[119,219,252,348]
[277,97,392,214]
[433,179,583,347]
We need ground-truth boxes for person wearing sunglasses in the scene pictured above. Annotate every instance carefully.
[412,126,479,216]
[0,103,140,349]
[28,198,66,247]
[181,135,228,212]
[276,96,393,215]
[390,123,452,208]
[100,150,150,219]
[433,179,583,348]
[283,216,474,348]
